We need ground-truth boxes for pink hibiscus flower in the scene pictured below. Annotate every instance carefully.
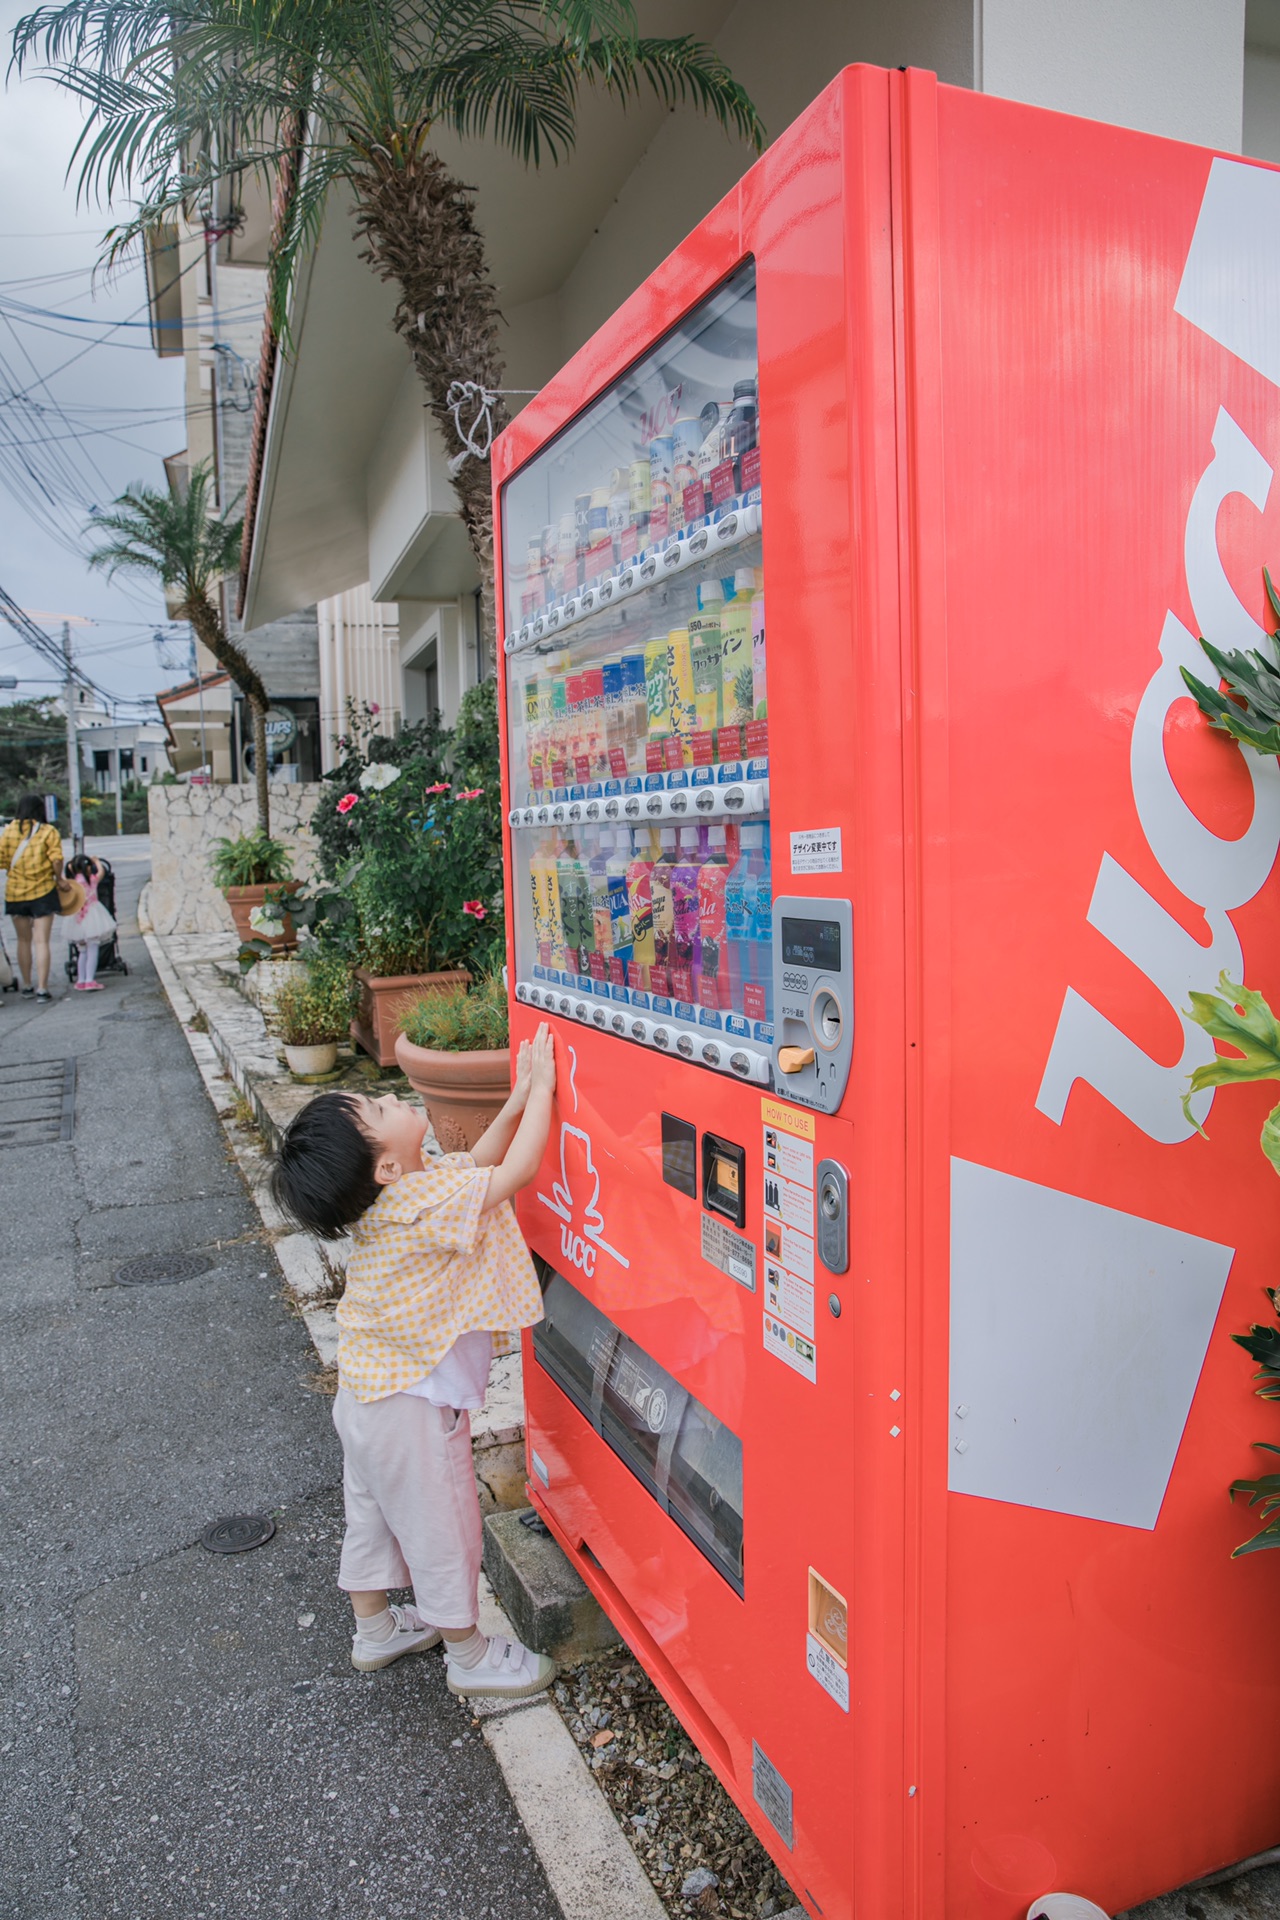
[427,782,451,794]
[336,793,359,815]
[457,787,485,801]
[462,900,487,921]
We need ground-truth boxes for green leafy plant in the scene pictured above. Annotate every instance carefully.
[276,948,358,1048]
[1181,564,1280,754]
[399,970,508,1053]
[1228,1290,1280,1556]
[1183,974,1280,1175]
[210,829,294,890]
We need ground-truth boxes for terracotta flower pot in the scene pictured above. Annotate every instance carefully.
[395,1032,512,1154]
[351,968,469,1069]
[223,882,298,952]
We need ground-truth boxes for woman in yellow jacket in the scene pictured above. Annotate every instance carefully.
[0,794,65,1001]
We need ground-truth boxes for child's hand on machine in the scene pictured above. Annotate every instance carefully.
[529,1022,557,1096]
[512,1036,534,1108]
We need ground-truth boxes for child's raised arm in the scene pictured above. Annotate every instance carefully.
[481,1024,556,1212]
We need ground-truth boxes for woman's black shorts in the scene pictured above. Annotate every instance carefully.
[7,889,58,918]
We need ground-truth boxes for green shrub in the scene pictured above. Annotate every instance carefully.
[211,829,294,888]
[399,971,508,1053]
[277,948,358,1046]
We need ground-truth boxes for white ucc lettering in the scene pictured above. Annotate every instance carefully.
[1037,408,1280,1143]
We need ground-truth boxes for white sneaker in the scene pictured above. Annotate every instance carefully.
[351,1603,443,1672]
[445,1634,556,1700]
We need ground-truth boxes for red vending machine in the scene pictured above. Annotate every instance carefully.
[493,65,1280,1920]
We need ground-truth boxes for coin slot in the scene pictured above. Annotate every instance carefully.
[812,988,842,1050]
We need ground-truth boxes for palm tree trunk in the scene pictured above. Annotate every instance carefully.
[183,591,272,835]
[352,145,508,660]
[249,692,271,839]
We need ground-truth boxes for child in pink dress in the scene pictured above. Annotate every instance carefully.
[64,855,116,990]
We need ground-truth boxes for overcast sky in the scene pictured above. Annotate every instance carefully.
[0,0,188,716]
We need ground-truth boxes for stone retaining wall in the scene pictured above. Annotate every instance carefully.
[147,781,324,936]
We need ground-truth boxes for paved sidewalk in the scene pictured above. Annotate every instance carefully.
[0,840,564,1920]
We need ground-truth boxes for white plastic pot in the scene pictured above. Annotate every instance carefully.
[1026,1896,1111,1920]
[284,1041,338,1078]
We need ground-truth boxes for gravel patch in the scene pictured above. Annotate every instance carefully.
[552,1648,804,1919]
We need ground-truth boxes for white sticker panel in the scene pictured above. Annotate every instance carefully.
[950,1158,1234,1528]
[764,1312,817,1383]
[790,828,843,875]
[806,1634,849,1712]
[766,1264,815,1338]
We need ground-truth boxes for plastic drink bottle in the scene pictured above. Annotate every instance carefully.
[589,831,615,963]
[724,822,762,1015]
[719,570,756,728]
[723,378,759,471]
[689,581,724,746]
[557,838,589,970]
[671,826,703,1003]
[621,652,648,764]
[752,585,767,721]
[650,828,678,994]
[626,829,657,984]
[665,628,697,757]
[746,826,774,1027]
[697,824,730,1008]
[530,831,565,969]
[605,832,634,964]
[644,634,674,744]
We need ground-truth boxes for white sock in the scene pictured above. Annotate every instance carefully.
[444,1627,486,1669]
[356,1606,396,1644]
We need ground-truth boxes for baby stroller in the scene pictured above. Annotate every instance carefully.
[64,856,129,983]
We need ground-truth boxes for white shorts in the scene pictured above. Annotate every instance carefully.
[332,1387,483,1629]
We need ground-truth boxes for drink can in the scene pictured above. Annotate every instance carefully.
[628,458,651,525]
[648,435,673,519]
[573,492,592,558]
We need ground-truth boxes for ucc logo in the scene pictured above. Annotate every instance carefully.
[536,1044,630,1275]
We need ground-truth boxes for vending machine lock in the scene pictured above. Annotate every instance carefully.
[816,1159,849,1275]
[702,1132,747,1230]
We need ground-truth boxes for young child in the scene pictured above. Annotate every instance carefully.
[270,1021,558,1699]
[63,853,116,990]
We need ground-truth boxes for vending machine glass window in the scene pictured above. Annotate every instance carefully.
[502,264,772,1079]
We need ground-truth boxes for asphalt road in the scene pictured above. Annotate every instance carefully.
[0,839,563,1920]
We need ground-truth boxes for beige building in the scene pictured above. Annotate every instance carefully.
[139,1,1277,747]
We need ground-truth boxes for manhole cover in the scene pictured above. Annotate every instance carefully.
[112,1252,216,1287]
[200,1515,276,1554]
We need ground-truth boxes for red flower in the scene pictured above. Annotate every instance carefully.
[427,782,451,794]
[457,787,485,801]
[336,793,359,815]
[463,900,487,921]
[369,702,380,714]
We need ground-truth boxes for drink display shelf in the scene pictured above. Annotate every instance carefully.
[509,778,767,830]
[514,979,773,1086]
[504,498,762,657]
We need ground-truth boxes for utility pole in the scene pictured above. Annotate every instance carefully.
[111,699,123,836]
[62,620,84,853]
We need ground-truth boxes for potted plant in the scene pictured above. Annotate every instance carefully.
[274,949,358,1080]
[210,829,297,950]
[322,686,505,1066]
[396,971,511,1153]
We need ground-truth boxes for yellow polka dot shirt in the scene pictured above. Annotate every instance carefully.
[336,1155,545,1402]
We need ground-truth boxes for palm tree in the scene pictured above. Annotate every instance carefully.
[84,461,274,833]
[12,0,765,648]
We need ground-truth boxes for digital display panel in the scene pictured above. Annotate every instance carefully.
[781,916,842,973]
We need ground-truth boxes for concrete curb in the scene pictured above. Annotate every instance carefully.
[140,905,665,1920]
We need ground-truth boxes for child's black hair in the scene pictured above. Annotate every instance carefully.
[15,793,46,824]
[269,1092,381,1239]
[65,853,95,881]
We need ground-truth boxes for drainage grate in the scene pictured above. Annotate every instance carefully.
[112,1252,216,1287]
[200,1515,276,1554]
[0,1058,75,1147]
